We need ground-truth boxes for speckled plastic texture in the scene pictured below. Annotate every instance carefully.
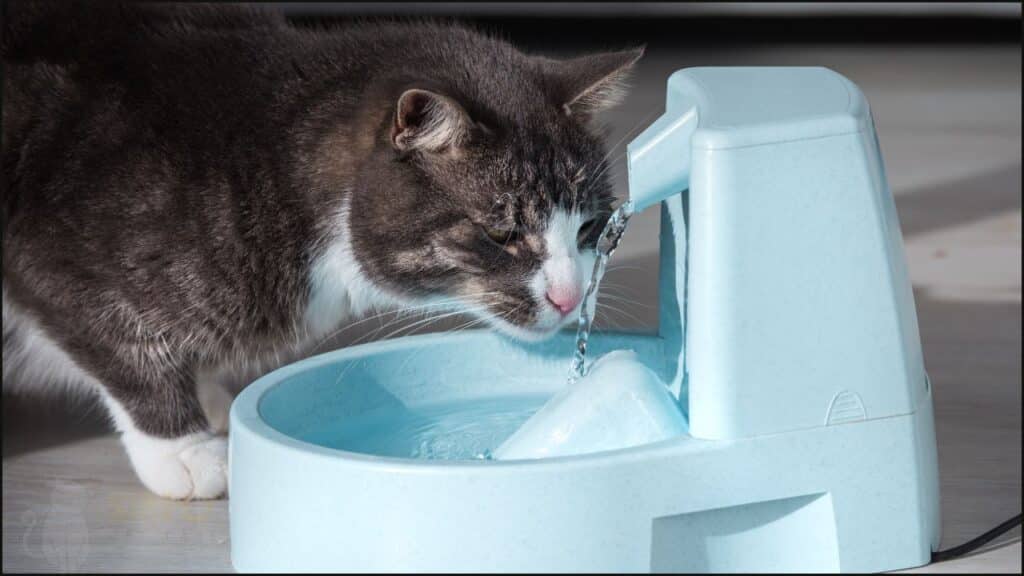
[229,67,940,573]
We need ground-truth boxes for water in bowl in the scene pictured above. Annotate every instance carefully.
[311,396,546,460]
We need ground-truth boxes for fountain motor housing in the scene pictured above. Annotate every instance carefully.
[630,67,935,441]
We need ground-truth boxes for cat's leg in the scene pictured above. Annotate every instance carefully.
[196,375,233,435]
[94,362,228,501]
[5,285,228,499]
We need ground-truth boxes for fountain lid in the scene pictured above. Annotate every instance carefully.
[670,67,871,150]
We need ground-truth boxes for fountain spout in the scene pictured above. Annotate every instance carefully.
[626,98,698,212]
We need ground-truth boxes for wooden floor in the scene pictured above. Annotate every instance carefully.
[3,40,1020,573]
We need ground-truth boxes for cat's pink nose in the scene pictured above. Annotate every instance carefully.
[546,285,581,316]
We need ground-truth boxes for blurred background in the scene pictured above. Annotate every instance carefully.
[4,2,1021,572]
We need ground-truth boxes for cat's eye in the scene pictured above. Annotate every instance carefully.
[482,225,517,246]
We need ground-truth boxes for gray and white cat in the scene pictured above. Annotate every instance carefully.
[2,2,641,499]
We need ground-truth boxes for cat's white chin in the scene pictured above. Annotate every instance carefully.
[482,309,576,343]
[490,321,563,342]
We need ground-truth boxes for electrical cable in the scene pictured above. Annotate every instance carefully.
[931,513,1022,563]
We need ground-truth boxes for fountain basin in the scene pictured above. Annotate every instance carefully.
[230,329,936,573]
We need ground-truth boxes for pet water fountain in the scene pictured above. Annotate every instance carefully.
[230,67,941,572]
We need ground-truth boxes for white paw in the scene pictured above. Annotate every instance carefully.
[123,431,229,500]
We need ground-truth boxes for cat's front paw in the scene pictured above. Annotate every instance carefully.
[123,431,228,500]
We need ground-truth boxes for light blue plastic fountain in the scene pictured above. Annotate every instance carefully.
[229,67,941,572]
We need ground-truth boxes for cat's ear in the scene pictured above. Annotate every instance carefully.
[544,47,645,118]
[391,89,470,153]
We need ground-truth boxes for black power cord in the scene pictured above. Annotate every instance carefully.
[931,513,1022,563]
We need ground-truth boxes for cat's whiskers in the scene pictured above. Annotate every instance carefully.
[592,307,622,332]
[602,108,661,167]
[594,300,647,326]
[324,307,481,390]
[308,303,446,353]
[308,292,502,353]
[595,290,655,310]
[363,297,500,345]
[445,307,522,340]
[575,109,661,211]
[400,297,522,341]
[348,307,470,348]
[374,309,480,343]
[390,304,521,375]
[604,264,651,273]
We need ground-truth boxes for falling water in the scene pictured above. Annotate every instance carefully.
[568,200,635,384]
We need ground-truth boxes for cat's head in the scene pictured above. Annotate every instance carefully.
[348,44,643,341]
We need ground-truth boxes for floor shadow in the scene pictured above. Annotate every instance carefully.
[913,288,1022,551]
[2,392,112,460]
[895,164,1022,239]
